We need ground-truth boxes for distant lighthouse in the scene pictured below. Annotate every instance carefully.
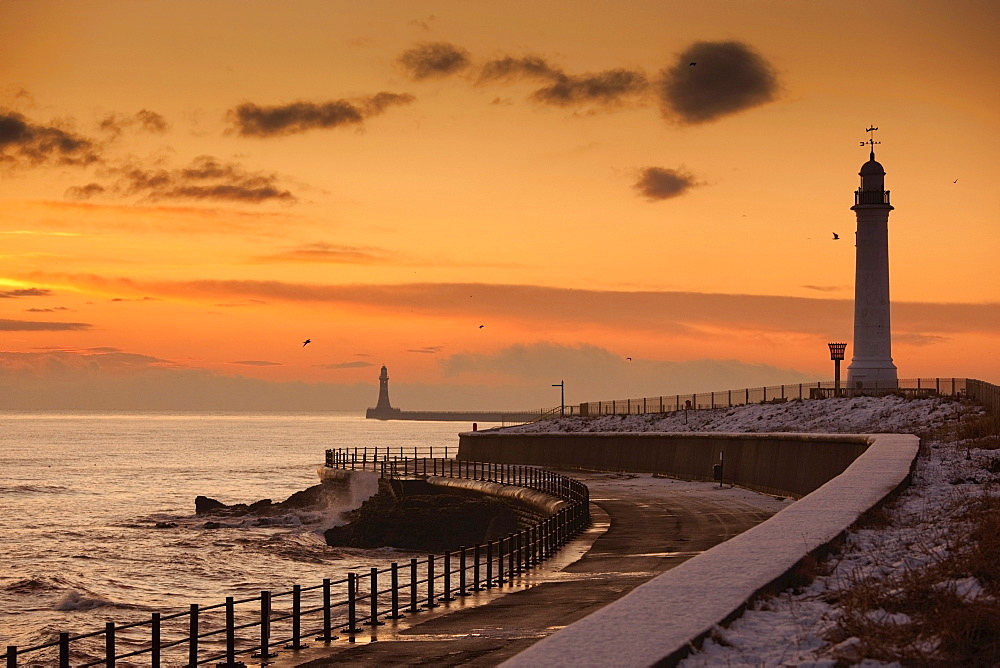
[375,365,393,410]
[847,127,898,389]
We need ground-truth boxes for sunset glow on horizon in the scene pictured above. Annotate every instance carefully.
[2,1,997,410]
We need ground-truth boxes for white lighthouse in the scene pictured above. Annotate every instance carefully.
[847,127,898,389]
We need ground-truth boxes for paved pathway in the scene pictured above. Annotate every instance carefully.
[280,473,787,667]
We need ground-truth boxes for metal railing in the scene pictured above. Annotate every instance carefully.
[572,378,970,417]
[3,456,589,667]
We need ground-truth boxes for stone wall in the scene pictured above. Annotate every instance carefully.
[458,431,870,498]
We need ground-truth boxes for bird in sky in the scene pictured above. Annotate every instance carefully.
[479,325,484,329]
[689,62,696,66]
[832,233,840,240]
[302,339,311,346]
[626,357,632,361]
[953,179,959,183]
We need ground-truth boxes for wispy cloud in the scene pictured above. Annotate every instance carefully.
[398,42,471,80]
[319,361,375,369]
[634,167,697,200]
[0,318,90,331]
[409,346,444,354]
[0,287,52,298]
[228,93,416,138]
[0,109,99,167]
[657,41,779,124]
[477,55,648,109]
[255,243,394,265]
[67,155,295,204]
[19,274,1000,338]
[98,109,169,137]
[230,360,283,366]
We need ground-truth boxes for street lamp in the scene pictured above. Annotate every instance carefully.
[828,342,847,397]
[552,380,565,416]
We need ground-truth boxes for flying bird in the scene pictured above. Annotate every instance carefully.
[953,179,958,183]
[832,233,840,240]
[479,325,484,329]
[626,357,632,361]
[689,62,696,66]
[302,339,311,346]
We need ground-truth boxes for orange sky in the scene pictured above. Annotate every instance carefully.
[1,0,997,410]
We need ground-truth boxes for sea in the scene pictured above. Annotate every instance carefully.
[0,411,492,657]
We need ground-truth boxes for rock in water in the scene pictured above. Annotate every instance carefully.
[195,496,227,514]
[324,489,520,552]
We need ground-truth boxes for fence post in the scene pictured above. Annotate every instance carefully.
[151,612,160,668]
[188,604,198,668]
[317,578,337,640]
[441,551,455,601]
[105,621,115,668]
[457,547,468,596]
[285,585,308,649]
[387,563,404,619]
[347,573,361,634]
[497,537,505,585]
[486,541,495,587]
[472,544,483,591]
[223,597,238,664]
[424,556,439,608]
[255,591,278,658]
[367,568,386,625]
[59,633,69,668]
[6,647,16,668]
[408,559,420,613]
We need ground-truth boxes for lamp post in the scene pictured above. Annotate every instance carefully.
[828,342,847,397]
[552,381,565,416]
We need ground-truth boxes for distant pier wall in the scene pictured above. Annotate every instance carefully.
[366,408,544,423]
[458,431,871,499]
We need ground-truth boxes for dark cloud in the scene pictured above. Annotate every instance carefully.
[69,155,295,204]
[110,296,158,302]
[634,167,697,200]
[65,183,106,199]
[801,284,847,293]
[98,109,169,137]
[0,109,99,167]
[0,318,90,331]
[229,93,415,138]
[658,41,778,124]
[409,346,444,354]
[25,307,71,312]
[478,56,648,108]
[0,288,51,298]
[230,360,283,366]
[478,56,562,82]
[532,69,649,107]
[319,361,375,369]
[398,42,471,80]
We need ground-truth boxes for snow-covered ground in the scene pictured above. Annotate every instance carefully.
[503,395,994,666]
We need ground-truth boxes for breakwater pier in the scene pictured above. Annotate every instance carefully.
[365,365,548,423]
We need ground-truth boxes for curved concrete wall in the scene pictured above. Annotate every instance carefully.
[500,433,920,667]
[458,431,871,499]
[423,475,570,517]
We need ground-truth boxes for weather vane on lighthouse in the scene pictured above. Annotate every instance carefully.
[861,126,880,159]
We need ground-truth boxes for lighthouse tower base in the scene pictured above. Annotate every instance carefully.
[847,359,898,391]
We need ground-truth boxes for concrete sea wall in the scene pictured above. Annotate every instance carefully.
[458,431,871,499]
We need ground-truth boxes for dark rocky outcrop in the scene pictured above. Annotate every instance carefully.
[195,482,339,517]
[324,486,520,553]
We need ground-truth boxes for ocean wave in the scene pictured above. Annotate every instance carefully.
[0,484,72,495]
[53,590,149,612]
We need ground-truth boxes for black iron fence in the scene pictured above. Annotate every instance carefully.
[574,377,970,417]
[3,457,589,667]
